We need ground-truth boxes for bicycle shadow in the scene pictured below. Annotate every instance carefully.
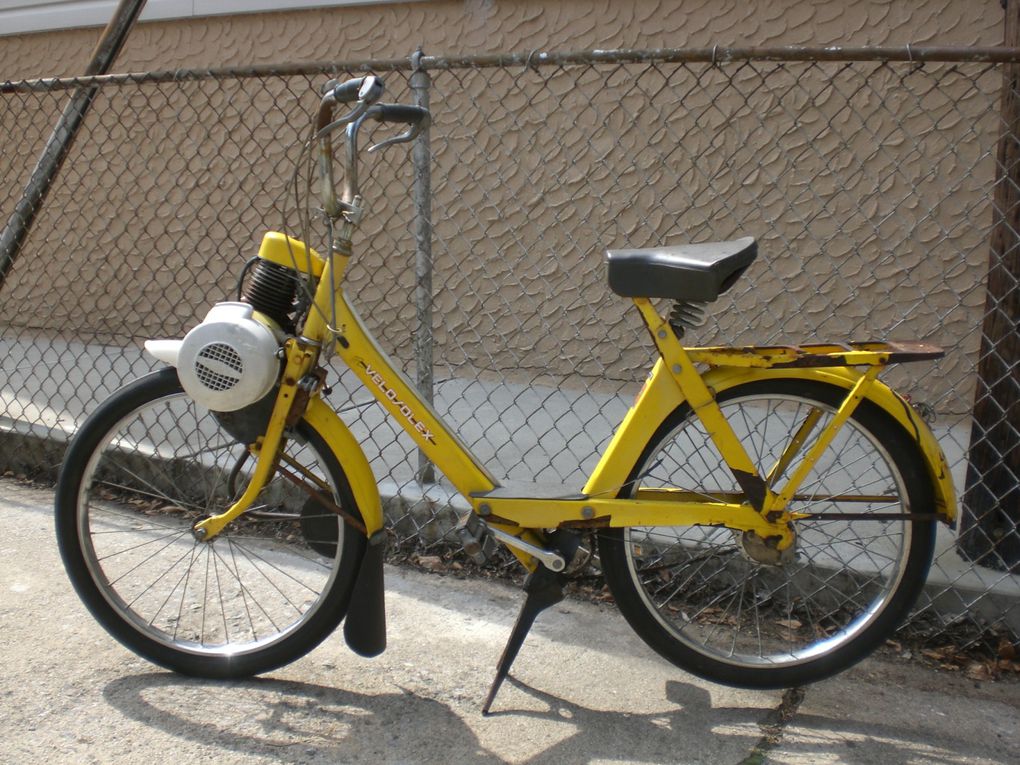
[102,672,498,763]
[495,676,1008,765]
[101,671,770,764]
[101,671,1004,765]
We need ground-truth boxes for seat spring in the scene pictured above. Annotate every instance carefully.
[669,300,708,337]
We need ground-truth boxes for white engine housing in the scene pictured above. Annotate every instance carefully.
[147,302,283,412]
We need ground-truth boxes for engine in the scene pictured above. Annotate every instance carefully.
[175,302,283,412]
[144,233,323,418]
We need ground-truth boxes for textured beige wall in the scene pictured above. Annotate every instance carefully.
[0,1,1007,416]
[0,0,1004,79]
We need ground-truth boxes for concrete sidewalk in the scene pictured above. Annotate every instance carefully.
[0,481,1017,765]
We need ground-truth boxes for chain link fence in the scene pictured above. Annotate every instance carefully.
[1,47,1017,652]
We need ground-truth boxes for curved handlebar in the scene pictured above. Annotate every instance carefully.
[365,103,429,154]
[329,75,384,105]
[315,75,385,217]
[315,76,431,219]
[371,103,429,126]
[316,74,384,134]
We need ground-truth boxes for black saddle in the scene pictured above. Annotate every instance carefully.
[606,237,757,302]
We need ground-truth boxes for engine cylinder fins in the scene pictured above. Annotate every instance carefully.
[241,259,300,333]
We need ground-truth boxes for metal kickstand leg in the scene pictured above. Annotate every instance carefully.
[481,563,565,715]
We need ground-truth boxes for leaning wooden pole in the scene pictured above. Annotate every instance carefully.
[959,0,1020,572]
[0,0,147,292]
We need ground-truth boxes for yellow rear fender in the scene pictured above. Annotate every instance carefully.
[303,397,384,536]
[584,363,956,525]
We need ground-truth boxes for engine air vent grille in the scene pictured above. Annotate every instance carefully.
[194,342,244,392]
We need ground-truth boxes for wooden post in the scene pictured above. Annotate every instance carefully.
[959,0,1020,572]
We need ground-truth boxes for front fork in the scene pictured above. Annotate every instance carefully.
[192,338,321,541]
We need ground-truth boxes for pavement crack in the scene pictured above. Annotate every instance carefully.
[736,686,806,765]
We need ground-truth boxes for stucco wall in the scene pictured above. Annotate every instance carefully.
[0,1,1008,417]
[0,0,1004,79]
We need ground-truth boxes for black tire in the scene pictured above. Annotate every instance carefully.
[599,378,936,689]
[55,368,366,678]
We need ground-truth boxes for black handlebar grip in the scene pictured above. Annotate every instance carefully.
[373,103,430,127]
[331,76,384,104]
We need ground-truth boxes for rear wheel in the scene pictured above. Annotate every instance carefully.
[599,378,936,688]
[55,368,365,678]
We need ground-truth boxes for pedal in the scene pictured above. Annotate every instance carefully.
[455,512,497,565]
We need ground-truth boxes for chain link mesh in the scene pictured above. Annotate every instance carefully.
[1,51,1017,651]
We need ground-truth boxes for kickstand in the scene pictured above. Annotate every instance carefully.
[482,564,565,715]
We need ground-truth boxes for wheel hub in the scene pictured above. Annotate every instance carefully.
[738,529,796,566]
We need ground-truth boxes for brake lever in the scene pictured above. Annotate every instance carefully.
[366,122,424,153]
[315,100,370,140]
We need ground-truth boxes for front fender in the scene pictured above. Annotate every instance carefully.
[303,397,384,536]
[584,361,956,525]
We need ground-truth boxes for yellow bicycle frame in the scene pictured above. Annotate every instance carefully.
[194,232,957,554]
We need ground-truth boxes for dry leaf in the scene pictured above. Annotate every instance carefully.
[997,638,1017,661]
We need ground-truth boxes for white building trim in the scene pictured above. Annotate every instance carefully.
[0,1,410,37]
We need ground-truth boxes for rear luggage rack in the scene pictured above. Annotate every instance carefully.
[686,341,944,369]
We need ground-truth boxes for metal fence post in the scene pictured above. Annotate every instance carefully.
[410,48,436,484]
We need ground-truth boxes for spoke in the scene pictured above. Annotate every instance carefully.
[92,480,207,517]
[737,400,768,470]
[172,543,202,640]
[752,583,765,658]
[211,546,231,645]
[700,575,747,649]
[167,439,240,461]
[94,458,209,514]
[228,538,328,596]
[729,575,748,658]
[227,531,334,569]
[104,529,192,585]
[200,544,211,644]
[767,405,824,486]
[147,567,192,630]
[641,543,735,609]
[786,569,822,653]
[119,542,194,616]
[94,527,190,562]
[228,541,307,622]
[212,541,273,640]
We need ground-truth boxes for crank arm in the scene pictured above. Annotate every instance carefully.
[487,526,566,572]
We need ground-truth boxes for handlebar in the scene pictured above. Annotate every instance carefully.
[329,75,385,105]
[315,76,430,219]
[371,103,428,126]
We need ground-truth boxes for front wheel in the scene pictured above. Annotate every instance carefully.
[599,378,936,689]
[55,368,366,678]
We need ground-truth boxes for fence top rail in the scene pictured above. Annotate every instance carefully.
[2,44,1018,94]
